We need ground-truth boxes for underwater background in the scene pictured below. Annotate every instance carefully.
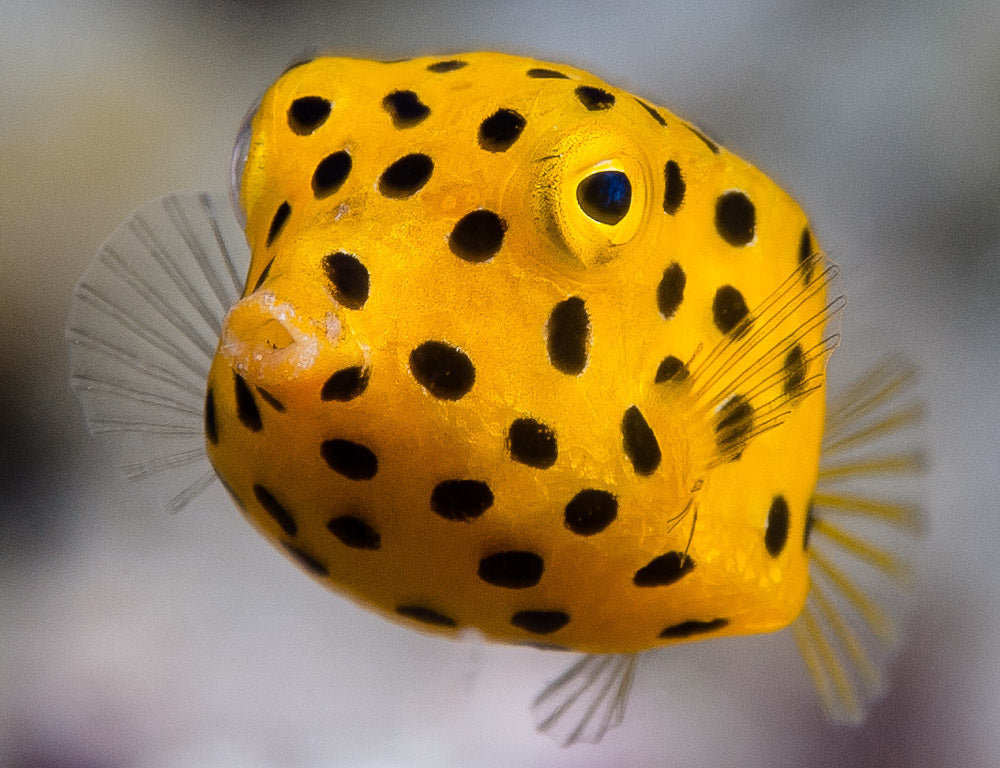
[2,1,998,766]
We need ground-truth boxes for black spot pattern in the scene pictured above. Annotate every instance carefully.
[526,67,569,79]
[546,297,590,375]
[204,387,218,444]
[266,202,290,247]
[657,262,686,319]
[321,438,378,480]
[799,227,816,284]
[715,395,754,457]
[765,496,790,557]
[312,151,352,198]
[427,59,467,73]
[409,341,476,400]
[636,98,667,127]
[511,610,570,635]
[396,605,457,627]
[577,170,632,225]
[622,405,661,476]
[633,551,695,587]
[783,343,807,397]
[430,480,494,521]
[508,418,557,469]
[654,355,689,384]
[478,551,544,588]
[256,387,285,412]
[478,109,527,152]
[288,96,331,135]
[382,90,430,128]
[659,618,728,639]
[449,210,506,262]
[712,285,750,335]
[234,373,262,432]
[575,85,615,110]
[251,257,274,293]
[663,160,685,215]
[321,366,370,402]
[686,124,720,154]
[715,191,756,246]
[379,153,434,198]
[564,489,617,536]
[327,515,381,550]
[253,484,297,537]
[322,251,370,310]
[283,544,329,577]
[803,502,816,550]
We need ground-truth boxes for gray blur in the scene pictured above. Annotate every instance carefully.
[2,0,997,766]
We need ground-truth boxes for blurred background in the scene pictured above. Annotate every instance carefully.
[2,1,998,766]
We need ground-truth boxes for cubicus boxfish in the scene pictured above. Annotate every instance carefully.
[68,52,924,744]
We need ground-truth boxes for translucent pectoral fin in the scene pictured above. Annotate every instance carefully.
[66,193,250,512]
[794,357,926,722]
[532,653,638,746]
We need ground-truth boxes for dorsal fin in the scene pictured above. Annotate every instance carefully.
[66,193,249,512]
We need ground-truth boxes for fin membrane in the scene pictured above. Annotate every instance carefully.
[793,357,925,722]
[67,193,249,512]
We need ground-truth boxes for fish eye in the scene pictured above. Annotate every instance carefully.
[576,170,632,225]
[229,94,261,229]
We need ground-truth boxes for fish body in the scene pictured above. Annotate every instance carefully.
[68,51,923,743]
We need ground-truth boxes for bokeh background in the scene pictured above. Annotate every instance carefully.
[2,1,998,766]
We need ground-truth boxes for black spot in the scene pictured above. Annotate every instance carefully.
[266,201,290,247]
[659,618,728,639]
[636,98,667,127]
[663,160,685,215]
[322,251,370,310]
[577,170,631,225]
[715,191,756,246]
[511,610,570,634]
[686,124,720,154]
[234,373,262,432]
[396,605,457,627]
[799,227,816,284]
[712,285,750,335]
[256,387,286,412]
[564,489,617,536]
[312,150,352,198]
[478,551,544,589]
[657,262,686,319]
[288,96,331,135]
[715,394,754,457]
[526,67,569,79]
[654,355,689,384]
[765,495,790,557]
[382,90,430,128]
[204,387,218,444]
[427,59,467,73]
[622,405,661,476]
[507,418,557,469]
[803,502,816,550]
[633,551,695,587]
[546,296,590,375]
[431,480,494,521]
[575,85,615,110]
[283,543,329,577]
[253,484,297,537]
[449,210,506,262]
[409,341,475,400]
[379,153,433,198]
[783,344,807,397]
[320,438,378,480]
[327,515,381,550]
[321,366,370,402]
[251,257,274,293]
[478,108,527,152]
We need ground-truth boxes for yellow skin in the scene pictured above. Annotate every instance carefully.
[205,52,829,653]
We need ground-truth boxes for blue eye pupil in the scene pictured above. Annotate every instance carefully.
[577,170,632,225]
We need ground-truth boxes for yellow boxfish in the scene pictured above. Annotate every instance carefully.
[67,52,924,744]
